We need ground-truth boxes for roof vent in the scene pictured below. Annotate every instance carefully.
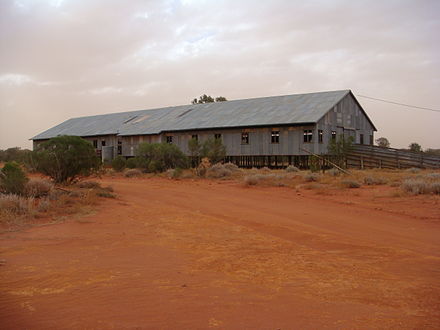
[177,108,194,118]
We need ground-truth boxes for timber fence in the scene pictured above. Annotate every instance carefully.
[347,144,440,169]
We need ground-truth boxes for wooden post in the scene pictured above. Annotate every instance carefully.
[361,156,364,170]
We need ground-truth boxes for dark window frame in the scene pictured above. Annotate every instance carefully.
[303,130,313,143]
[360,134,364,145]
[191,134,198,141]
[318,130,323,143]
[166,136,173,144]
[271,131,280,144]
[241,132,249,145]
[331,131,337,141]
[370,135,374,145]
[101,140,106,147]
[214,133,222,140]
[93,140,98,148]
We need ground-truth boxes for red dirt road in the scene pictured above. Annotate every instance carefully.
[1,177,439,329]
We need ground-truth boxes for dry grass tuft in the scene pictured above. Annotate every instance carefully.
[24,178,53,197]
[77,181,101,189]
[326,168,340,177]
[303,173,320,182]
[285,165,300,173]
[363,175,387,185]
[401,177,440,195]
[206,163,233,179]
[0,194,36,224]
[341,179,361,188]
[124,169,143,178]
[406,167,421,174]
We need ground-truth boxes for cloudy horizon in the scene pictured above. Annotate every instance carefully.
[1,0,439,150]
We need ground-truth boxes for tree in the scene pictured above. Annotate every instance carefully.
[201,138,226,164]
[0,162,28,195]
[408,142,422,153]
[191,94,227,104]
[135,143,188,172]
[328,135,354,168]
[33,136,101,184]
[188,137,201,166]
[375,137,390,148]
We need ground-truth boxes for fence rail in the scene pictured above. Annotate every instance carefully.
[347,144,440,169]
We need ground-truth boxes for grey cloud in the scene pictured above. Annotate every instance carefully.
[1,0,439,150]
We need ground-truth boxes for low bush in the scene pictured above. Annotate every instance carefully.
[401,178,440,195]
[206,163,232,178]
[24,178,53,197]
[406,167,421,174]
[124,169,142,178]
[243,173,288,187]
[77,181,101,189]
[363,176,387,185]
[166,168,183,179]
[136,142,188,173]
[327,168,340,177]
[111,156,126,172]
[425,173,440,180]
[341,179,361,188]
[126,158,137,169]
[223,163,240,172]
[244,174,262,186]
[303,173,319,182]
[285,165,300,173]
[0,162,28,195]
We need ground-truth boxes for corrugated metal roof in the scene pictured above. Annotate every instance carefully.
[32,90,351,140]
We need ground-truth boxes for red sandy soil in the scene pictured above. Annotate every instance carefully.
[1,177,439,329]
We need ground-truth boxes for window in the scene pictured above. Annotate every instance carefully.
[303,130,313,143]
[360,134,364,145]
[93,140,98,148]
[166,136,173,144]
[331,131,337,141]
[370,135,374,145]
[191,134,198,141]
[101,140,106,147]
[241,132,249,144]
[214,133,222,140]
[318,130,323,143]
[117,140,122,155]
[271,131,280,144]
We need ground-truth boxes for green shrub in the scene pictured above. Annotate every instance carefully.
[126,158,137,169]
[0,162,29,195]
[112,156,126,172]
[136,143,188,173]
[200,138,226,164]
[33,135,101,184]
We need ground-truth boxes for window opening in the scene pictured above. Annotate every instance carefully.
[241,132,249,144]
[303,130,313,143]
[271,131,280,144]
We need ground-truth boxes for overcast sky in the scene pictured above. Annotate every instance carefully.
[0,0,439,150]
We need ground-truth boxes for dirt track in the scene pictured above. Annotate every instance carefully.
[1,177,439,329]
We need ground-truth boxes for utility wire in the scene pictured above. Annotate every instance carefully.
[356,94,440,113]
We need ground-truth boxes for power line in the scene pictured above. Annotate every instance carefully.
[356,94,440,113]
